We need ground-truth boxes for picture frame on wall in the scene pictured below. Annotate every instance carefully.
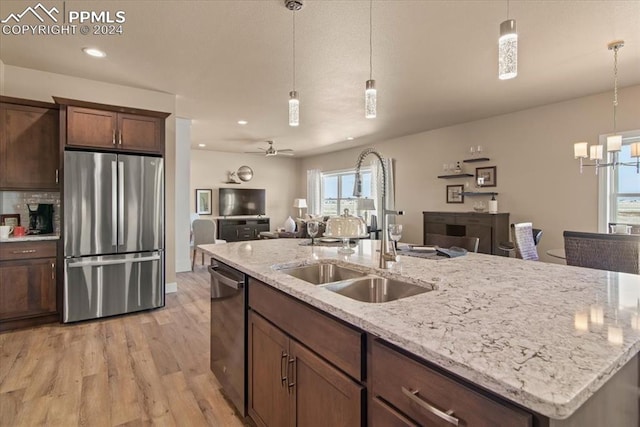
[0,214,20,227]
[476,166,497,187]
[446,185,464,204]
[195,189,212,215]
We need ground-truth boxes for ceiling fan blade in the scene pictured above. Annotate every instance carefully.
[278,149,294,152]
[277,152,295,156]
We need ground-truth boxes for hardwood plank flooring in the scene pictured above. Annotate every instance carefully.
[0,264,246,427]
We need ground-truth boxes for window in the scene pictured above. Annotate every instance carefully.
[321,168,373,217]
[609,140,640,225]
[600,132,640,230]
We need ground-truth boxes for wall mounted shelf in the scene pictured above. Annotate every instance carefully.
[437,173,474,179]
[462,191,499,196]
[462,157,490,163]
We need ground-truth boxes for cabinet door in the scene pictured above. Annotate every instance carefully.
[66,106,118,149]
[424,222,447,235]
[118,113,162,153]
[291,339,362,427]
[0,103,59,190]
[218,221,240,242]
[248,311,292,427]
[0,258,56,320]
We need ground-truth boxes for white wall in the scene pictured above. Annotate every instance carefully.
[299,85,640,263]
[190,151,302,230]
[1,65,179,284]
[175,118,192,274]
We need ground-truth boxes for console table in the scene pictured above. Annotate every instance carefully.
[217,218,270,242]
[423,211,510,256]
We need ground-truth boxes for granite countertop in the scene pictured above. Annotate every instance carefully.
[199,239,640,420]
[0,234,60,242]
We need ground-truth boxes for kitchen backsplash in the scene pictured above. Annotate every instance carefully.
[0,191,61,234]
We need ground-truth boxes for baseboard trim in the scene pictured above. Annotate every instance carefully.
[165,282,178,294]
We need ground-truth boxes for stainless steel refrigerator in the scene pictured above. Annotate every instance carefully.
[63,151,165,323]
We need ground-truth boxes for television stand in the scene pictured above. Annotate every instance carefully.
[218,218,270,242]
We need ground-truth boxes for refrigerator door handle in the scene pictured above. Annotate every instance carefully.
[111,161,118,246]
[67,254,161,268]
[118,161,125,246]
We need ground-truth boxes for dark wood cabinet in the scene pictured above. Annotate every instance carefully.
[371,339,532,427]
[65,106,117,149]
[55,97,169,155]
[0,97,59,190]
[0,240,59,331]
[218,218,270,242]
[248,279,364,427]
[249,311,292,427]
[423,211,510,255]
[248,311,362,427]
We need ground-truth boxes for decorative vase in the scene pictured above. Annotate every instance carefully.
[284,216,296,233]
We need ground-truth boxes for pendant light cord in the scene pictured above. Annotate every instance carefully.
[506,0,510,19]
[613,45,618,134]
[292,10,296,92]
[369,0,373,80]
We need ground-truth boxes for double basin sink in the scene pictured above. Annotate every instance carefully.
[279,263,433,303]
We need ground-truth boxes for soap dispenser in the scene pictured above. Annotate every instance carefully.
[489,194,498,214]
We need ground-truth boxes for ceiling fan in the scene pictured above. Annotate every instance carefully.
[245,140,294,157]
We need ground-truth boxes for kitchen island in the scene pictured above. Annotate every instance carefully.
[200,239,640,425]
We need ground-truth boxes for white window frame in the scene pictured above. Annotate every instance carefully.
[598,130,640,232]
[320,167,374,217]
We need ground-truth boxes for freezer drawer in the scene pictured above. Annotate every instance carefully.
[64,251,164,323]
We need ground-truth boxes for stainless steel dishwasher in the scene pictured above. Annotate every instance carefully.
[209,260,247,417]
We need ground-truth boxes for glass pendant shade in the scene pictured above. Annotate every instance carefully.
[606,135,622,152]
[574,142,588,159]
[288,91,299,127]
[631,142,640,158]
[498,19,518,80]
[365,79,377,119]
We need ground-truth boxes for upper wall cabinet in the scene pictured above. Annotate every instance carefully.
[0,97,60,191]
[54,97,170,155]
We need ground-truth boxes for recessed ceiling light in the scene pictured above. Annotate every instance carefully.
[198,143,206,147]
[237,120,248,125]
[347,137,355,141]
[82,47,106,58]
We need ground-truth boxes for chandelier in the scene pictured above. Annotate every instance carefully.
[574,41,639,174]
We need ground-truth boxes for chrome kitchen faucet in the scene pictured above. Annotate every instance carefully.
[353,148,404,269]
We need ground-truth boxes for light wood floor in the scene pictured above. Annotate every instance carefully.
[0,262,246,427]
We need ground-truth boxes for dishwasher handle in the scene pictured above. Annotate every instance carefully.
[208,265,244,290]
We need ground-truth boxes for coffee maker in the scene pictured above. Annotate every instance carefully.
[27,204,54,234]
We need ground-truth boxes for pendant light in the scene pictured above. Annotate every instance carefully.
[498,0,517,80]
[286,1,302,126]
[606,41,624,154]
[573,41,638,175]
[365,0,376,119]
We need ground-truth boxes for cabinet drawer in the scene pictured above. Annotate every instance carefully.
[372,340,532,427]
[424,215,450,224]
[456,215,493,226]
[0,241,57,261]
[249,278,363,381]
[371,397,419,427]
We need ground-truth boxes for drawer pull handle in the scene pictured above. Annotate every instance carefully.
[401,387,459,426]
[280,351,288,387]
[12,249,37,254]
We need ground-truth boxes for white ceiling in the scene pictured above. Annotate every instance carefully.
[1,1,639,157]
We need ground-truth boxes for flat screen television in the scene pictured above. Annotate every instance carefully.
[219,188,266,216]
